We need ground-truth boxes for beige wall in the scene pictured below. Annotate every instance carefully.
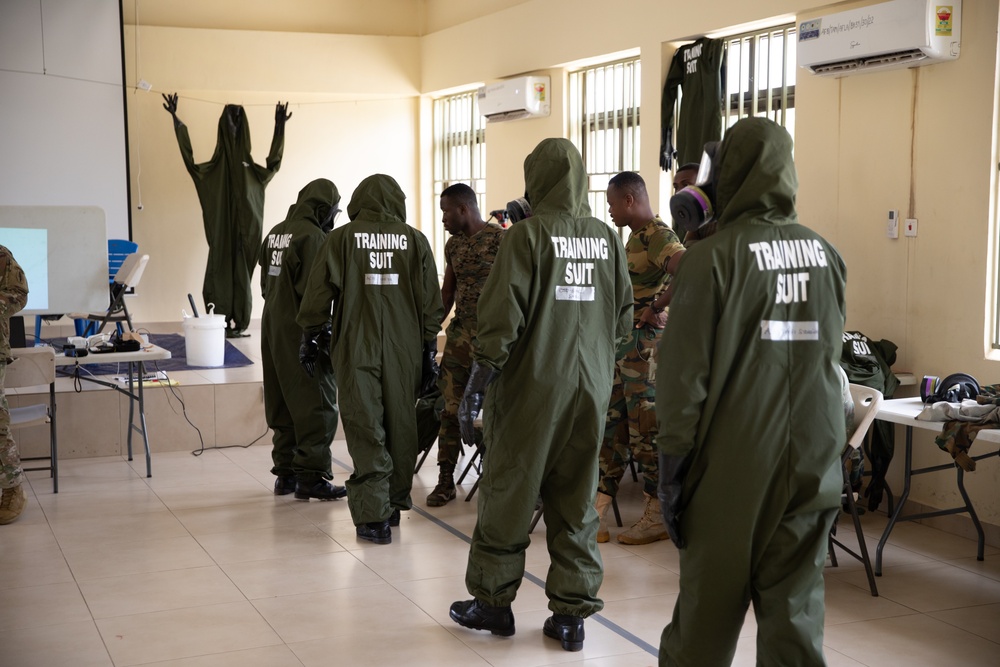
[794,1,1000,529]
[124,26,421,324]
[123,0,1000,531]
[420,0,1000,533]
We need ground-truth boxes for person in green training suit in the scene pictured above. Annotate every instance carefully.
[297,174,443,545]
[0,246,29,525]
[450,138,633,652]
[259,178,346,502]
[595,171,684,545]
[163,93,288,337]
[656,117,846,666]
[426,183,504,507]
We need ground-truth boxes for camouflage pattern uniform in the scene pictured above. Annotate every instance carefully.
[437,223,505,465]
[598,217,683,497]
[0,246,29,489]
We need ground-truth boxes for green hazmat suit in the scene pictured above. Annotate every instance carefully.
[655,118,846,666]
[466,138,633,616]
[297,174,443,525]
[172,105,284,335]
[259,179,340,483]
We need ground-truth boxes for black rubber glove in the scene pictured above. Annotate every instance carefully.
[658,451,691,549]
[419,340,439,397]
[299,323,331,378]
[162,92,183,129]
[276,101,292,125]
[458,361,498,445]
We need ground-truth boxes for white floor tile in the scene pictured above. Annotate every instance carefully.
[3,442,998,666]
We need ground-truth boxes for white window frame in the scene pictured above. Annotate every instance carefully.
[432,91,487,262]
[569,56,642,232]
[721,23,797,134]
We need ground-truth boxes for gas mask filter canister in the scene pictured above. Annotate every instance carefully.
[506,197,533,223]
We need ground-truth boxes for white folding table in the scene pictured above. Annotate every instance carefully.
[55,344,171,478]
[874,397,1000,574]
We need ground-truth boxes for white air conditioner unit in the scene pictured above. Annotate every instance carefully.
[477,76,551,123]
[797,0,961,77]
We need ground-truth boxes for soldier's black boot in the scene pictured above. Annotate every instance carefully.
[543,614,585,652]
[294,478,347,501]
[273,475,297,496]
[449,599,515,636]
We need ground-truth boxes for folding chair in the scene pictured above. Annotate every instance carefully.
[7,347,58,493]
[460,432,485,501]
[72,239,139,336]
[829,382,883,596]
[71,253,149,337]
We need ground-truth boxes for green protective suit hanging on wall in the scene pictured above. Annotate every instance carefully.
[172,104,286,335]
[655,118,846,666]
[297,174,443,525]
[466,139,633,616]
[259,179,340,483]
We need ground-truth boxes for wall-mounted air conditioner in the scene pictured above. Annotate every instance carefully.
[477,76,550,123]
[797,0,961,77]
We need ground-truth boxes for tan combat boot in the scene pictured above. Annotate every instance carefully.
[617,492,668,545]
[426,462,457,507]
[0,484,27,525]
[595,492,614,543]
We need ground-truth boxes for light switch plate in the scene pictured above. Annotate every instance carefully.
[904,218,918,237]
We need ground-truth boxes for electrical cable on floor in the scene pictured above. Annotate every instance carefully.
[145,359,206,454]
[143,359,270,456]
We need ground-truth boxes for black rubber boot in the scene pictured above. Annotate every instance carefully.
[543,614,585,651]
[356,520,392,545]
[273,475,297,496]
[449,599,515,636]
[294,478,347,501]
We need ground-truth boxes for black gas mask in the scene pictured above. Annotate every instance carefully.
[319,205,341,233]
[669,142,720,237]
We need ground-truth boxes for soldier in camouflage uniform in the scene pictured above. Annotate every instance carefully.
[596,171,685,545]
[0,246,30,525]
[427,183,504,506]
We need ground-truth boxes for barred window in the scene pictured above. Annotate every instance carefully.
[432,91,486,262]
[569,57,641,231]
[722,23,797,134]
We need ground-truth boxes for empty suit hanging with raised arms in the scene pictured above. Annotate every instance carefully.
[163,93,289,337]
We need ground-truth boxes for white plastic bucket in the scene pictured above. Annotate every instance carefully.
[183,310,226,367]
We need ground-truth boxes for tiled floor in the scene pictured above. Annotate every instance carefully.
[3,441,1000,666]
